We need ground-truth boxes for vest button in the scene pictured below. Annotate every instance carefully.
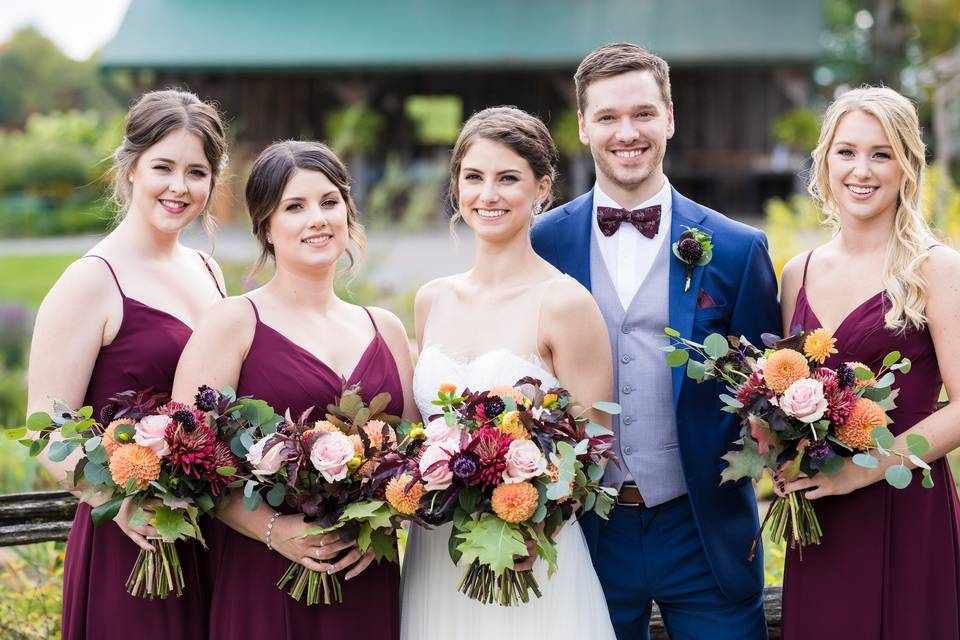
[621,385,632,394]
[623,445,635,455]
[621,325,631,334]
[621,355,631,364]
[623,416,634,425]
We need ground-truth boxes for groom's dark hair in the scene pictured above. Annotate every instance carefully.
[575,43,671,111]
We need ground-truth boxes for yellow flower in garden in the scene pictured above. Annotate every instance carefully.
[498,410,529,440]
[102,418,134,459]
[803,329,838,365]
[385,474,425,515]
[836,397,887,451]
[846,361,876,391]
[491,481,539,523]
[108,444,160,490]
[764,349,811,394]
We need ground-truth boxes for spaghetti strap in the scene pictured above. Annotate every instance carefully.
[801,250,815,288]
[244,297,261,323]
[197,252,225,298]
[362,306,379,333]
[84,254,125,298]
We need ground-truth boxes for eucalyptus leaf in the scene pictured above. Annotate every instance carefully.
[875,372,895,389]
[908,454,931,470]
[703,333,729,359]
[47,440,76,463]
[898,359,912,374]
[659,345,676,352]
[666,349,689,367]
[27,412,52,430]
[854,366,875,381]
[585,421,613,437]
[885,464,912,489]
[243,492,262,511]
[821,455,845,475]
[922,468,935,489]
[871,426,895,449]
[882,351,901,368]
[686,359,706,381]
[4,427,26,440]
[86,444,108,465]
[663,327,680,337]
[852,453,879,469]
[592,401,621,415]
[906,433,930,457]
[587,463,604,483]
[243,479,257,499]
[84,436,102,453]
[719,394,744,409]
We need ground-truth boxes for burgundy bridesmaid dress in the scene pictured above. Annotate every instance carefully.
[206,298,401,639]
[781,251,960,638]
[61,254,224,640]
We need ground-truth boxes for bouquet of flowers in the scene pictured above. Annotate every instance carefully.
[663,327,931,555]
[12,386,256,598]
[239,384,410,606]
[380,379,619,606]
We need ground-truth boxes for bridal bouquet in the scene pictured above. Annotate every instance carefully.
[239,384,410,606]
[12,386,251,598]
[663,327,930,554]
[381,379,619,606]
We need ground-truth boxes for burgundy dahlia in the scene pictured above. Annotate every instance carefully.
[165,421,217,479]
[836,363,857,389]
[483,397,506,421]
[195,385,219,412]
[99,403,118,425]
[469,427,512,487]
[158,402,206,432]
[449,450,480,482]
[736,370,770,407]
[208,440,240,495]
[416,506,448,526]
[812,368,856,425]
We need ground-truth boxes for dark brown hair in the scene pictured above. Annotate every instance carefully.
[111,89,228,233]
[448,106,559,224]
[245,140,366,274]
[575,43,671,111]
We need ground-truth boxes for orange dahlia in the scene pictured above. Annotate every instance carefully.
[102,418,134,459]
[489,385,529,407]
[108,444,160,490]
[362,419,397,450]
[836,397,887,451]
[491,481,539,523]
[764,349,811,394]
[846,361,876,391]
[385,474,425,515]
[439,383,457,395]
[803,329,838,365]
[497,410,530,440]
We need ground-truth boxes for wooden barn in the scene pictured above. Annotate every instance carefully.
[100,0,822,219]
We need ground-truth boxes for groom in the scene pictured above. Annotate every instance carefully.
[532,43,780,639]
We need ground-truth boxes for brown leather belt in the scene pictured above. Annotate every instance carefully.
[616,482,644,507]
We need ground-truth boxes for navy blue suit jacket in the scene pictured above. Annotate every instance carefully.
[531,187,781,602]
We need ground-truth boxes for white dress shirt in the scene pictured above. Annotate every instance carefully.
[591,178,673,310]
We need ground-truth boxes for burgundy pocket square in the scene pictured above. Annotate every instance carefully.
[697,288,717,310]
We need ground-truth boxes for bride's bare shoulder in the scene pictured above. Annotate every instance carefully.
[541,274,595,314]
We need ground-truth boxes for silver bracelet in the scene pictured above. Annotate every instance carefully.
[265,512,281,551]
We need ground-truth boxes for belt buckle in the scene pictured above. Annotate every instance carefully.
[616,483,643,507]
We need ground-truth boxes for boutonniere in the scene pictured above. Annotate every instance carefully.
[672,226,713,292]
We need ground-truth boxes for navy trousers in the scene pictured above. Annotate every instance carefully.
[589,496,767,640]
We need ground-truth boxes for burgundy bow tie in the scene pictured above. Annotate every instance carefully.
[597,205,662,238]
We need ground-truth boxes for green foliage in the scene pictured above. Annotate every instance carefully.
[0,542,63,640]
[455,514,528,576]
[550,109,587,157]
[405,95,462,145]
[326,105,385,156]
[771,107,821,152]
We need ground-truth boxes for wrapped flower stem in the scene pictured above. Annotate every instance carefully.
[126,539,184,599]
[457,560,542,607]
[767,491,822,555]
[278,563,343,606]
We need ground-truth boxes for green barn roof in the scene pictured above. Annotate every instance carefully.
[101,0,822,71]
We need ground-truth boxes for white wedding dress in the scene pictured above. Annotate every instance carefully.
[401,276,615,640]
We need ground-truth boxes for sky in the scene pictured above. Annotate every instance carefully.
[0,0,131,60]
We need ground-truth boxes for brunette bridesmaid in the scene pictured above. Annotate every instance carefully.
[27,90,228,640]
[173,140,415,639]
[778,87,960,638]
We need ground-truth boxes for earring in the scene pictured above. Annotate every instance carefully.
[533,202,543,216]
[128,175,133,183]
[266,234,273,244]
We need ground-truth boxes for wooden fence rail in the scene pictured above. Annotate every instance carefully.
[0,490,782,638]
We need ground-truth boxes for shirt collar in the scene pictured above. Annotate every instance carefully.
[593,178,672,214]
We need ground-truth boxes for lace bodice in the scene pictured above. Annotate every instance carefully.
[413,345,559,422]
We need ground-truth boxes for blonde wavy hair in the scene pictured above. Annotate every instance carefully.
[808,87,937,332]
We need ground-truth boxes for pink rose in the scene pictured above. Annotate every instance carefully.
[309,431,355,482]
[424,417,460,447]
[246,433,284,476]
[502,439,547,483]
[780,378,828,423]
[134,414,172,458]
[418,441,458,490]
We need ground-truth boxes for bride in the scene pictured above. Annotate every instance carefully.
[401,106,616,639]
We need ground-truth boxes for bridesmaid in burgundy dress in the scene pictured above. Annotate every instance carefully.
[173,140,415,639]
[778,87,960,638]
[26,90,228,640]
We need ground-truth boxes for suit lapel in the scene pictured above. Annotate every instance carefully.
[556,190,594,291]
[669,188,710,409]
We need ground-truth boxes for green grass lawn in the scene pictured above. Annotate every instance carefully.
[0,255,79,308]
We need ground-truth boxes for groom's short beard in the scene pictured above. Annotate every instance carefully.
[594,144,666,196]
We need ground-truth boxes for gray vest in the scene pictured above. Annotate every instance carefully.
[591,231,687,506]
